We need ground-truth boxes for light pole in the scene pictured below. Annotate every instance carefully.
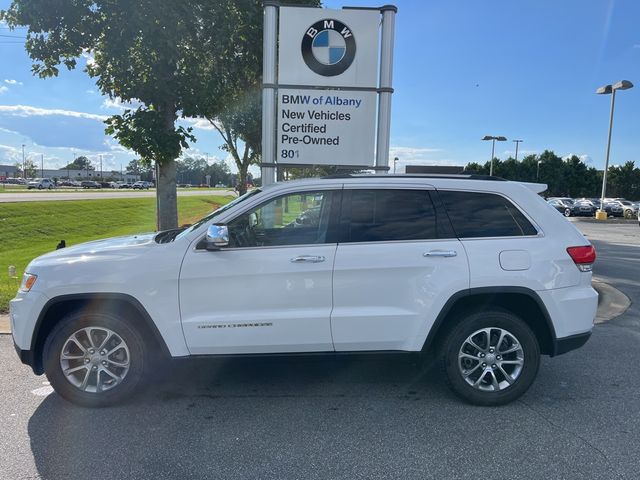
[393,156,399,174]
[513,139,523,161]
[41,154,44,178]
[595,80,633,220]
[536,160,542,181]
[482,136,507,176]
[21,144,25,179]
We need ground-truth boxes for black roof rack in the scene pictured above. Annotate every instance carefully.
[321,173,507,181]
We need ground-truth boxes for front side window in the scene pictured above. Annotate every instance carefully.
[227,190,335,248]
[439,190,538,238]
[343,189,438,243]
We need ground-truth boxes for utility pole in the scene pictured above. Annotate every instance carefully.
[100,155,103,178]
[41,154,44,178]
[21,144,25,179]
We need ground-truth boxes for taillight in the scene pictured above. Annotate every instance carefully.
[566,245,596,272]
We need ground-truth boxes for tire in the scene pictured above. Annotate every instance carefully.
[38,185,43,190]
[563,208,571,217]
[43,311,147,407]
[441,309,540,406]
[624,210,632,219]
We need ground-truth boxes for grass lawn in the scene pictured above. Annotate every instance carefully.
[0,194,232,313]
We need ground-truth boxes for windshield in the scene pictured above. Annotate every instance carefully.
[174,189,262,241]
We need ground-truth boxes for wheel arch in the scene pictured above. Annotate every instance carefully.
[31,293,170,374]
[422,287,558,357]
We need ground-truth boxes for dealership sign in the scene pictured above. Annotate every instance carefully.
[261,3,397,180]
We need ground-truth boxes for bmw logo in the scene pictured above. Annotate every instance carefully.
[301,19,356,77]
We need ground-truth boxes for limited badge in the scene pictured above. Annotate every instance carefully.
[301,19,356,77]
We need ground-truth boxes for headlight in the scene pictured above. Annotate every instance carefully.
[19,273,37,293]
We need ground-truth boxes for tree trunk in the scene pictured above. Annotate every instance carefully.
[238,164,249,196]
[156,159,178,230]
[155,104,179,230]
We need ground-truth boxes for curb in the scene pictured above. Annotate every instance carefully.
[0,280,629,335]
[0,314,9,335]
[592,279,631,324]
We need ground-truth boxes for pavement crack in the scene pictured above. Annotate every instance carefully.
[518,399,625,480]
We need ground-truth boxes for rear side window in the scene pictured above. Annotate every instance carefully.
[438,190,537,238]
[343,189,438,242]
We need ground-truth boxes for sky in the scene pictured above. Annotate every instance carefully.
[0,0,638,174]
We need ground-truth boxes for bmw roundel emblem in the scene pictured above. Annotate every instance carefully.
[301,19,356,77]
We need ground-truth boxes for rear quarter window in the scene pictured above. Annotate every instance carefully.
[438,190,538,238]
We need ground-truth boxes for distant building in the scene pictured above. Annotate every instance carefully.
[0,164,139,182]
[0,164,19,180]
[405,165,466,174]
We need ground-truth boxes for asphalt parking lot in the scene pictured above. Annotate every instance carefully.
[1,219,639,480]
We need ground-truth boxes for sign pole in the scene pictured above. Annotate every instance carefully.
[375,5,397,174]
[261,0,279,186]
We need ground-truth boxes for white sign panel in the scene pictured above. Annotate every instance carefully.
[278,7,380,88]
[277,89,376,166]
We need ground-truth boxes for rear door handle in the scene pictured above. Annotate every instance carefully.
[423,250,457,258]
[291,255,326,263]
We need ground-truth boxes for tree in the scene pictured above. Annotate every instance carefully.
[63,156,94,171]
[126,159,153,181]
[2,0,202,229]
[183,0,320,195]
[14,159,36,178]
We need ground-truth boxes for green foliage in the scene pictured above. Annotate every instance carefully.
[62,155,94,171]
[465,151,640,199]
[105,108,195,165]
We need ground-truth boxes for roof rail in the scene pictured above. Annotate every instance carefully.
[321,173,507,181]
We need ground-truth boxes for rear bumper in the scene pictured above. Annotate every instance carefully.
[553,331,591,356]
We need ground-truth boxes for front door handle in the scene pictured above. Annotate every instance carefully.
[423,250,457,258]
[291,255,326,263]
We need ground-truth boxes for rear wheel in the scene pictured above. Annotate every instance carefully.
[624,209,633,219]
[441,310,540,406]
[563,208,571,217]
[43,311,147,407]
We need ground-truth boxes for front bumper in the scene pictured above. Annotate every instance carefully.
[13,339,39,373]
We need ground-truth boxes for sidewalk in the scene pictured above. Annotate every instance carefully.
[0,280,629,335]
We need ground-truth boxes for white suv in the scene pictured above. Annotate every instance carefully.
[10,175,598,407]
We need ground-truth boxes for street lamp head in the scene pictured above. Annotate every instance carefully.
[482,135,507,141]
[513,139,523,143]
[597,80,633,94]
[613,80,633,91]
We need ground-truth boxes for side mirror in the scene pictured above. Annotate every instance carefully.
[205,224,229,251]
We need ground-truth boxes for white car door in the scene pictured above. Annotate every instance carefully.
[179,188,341,354]
[331,187,469,352]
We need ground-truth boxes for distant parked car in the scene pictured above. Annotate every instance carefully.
[58,180,80,187]
[27,178,55,190]
[570,200,598,217]
[132,181,151,190]
[81,180,101,189]
[590,199,624,217]
[613,200,638,219]
[547,199,573,217]
[116,182,132,189]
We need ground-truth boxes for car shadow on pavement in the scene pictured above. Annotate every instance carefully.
[27,355,447,480]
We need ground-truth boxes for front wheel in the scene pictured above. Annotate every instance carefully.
[563,208,571,217]
[441,310,540,406]
[43,311,147,407]
[624,210,633,219]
